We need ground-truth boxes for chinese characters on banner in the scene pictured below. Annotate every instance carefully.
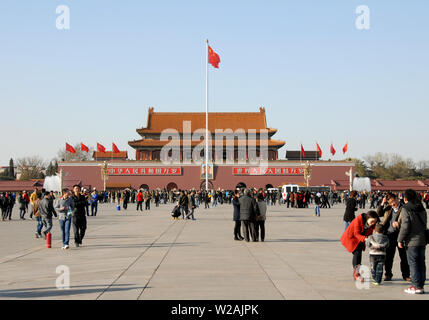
[232,167,304,175]
[108,167,182,176]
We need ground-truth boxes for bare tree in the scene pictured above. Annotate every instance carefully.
[57,144,93,162]
[16,156,47,180]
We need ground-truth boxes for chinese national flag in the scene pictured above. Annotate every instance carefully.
[343,142,348,154]
[316,143,322,157]
[112,143,120,154]
[330,144,336,156]
[208,46,220,68]
[80,143,89,153]
[97,143,106,153]
[66,143,76,154]
[301,144,306,158]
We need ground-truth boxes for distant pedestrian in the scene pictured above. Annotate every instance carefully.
[136,190,143,211]
[256,193,267,241]
[343,191,358,230]
[90,189,99,216]
[233,190,243,241]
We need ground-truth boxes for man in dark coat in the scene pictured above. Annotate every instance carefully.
[239,189,257,242]
[343,191,358,230]
[233,190,243,240]
[71,185,87,247]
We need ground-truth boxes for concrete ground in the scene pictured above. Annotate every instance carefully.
[0,201,427,300]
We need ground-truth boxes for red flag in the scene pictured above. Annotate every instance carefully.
[80,143,89,153]
[330,144,336,156]
[316,143,322,157]
[343,142,348,154]
[66,143,76,154]
[208,45,220,68]
[301,144,306,158]
[112,143,120,154]
[97,143,106,153]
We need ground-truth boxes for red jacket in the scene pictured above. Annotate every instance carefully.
[340,214,375,253]
[136,192,143,202]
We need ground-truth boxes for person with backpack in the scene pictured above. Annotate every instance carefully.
[398,189,428,294]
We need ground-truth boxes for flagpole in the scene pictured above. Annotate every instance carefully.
[205,39,209,192]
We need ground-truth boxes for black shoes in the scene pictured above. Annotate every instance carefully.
[234,237,243,241]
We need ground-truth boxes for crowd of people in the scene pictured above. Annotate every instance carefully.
[341,189,428,295]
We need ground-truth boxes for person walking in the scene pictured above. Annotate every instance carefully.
[341,210,379,282]
[18,192,27,220]
[186,191,196,220]
[343,191,358,230]
[55,189,74,249]
[178,191,189,219]
[71,185,87,247]
[90,189,99,216]
[398,189,427,294]
[377,193,410,281]
[136,189,143,211]
[29,188,38,219]
[314,192,321,217]
[123,189,130,210]
[233,190,243,241]
[38,191,58,239]
[32,193,43,238]
[256,193,267,241]
[144,190,151,211]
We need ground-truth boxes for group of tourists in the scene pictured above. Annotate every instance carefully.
[341,189,427,294]
[232,188,267,242]
[24,186,90,249]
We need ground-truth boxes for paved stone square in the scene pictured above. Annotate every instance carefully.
[0,202,427,300]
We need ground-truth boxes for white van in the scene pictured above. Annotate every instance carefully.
[281,184,300,200]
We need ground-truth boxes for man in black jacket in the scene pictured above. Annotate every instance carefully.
[343,191,358,230]
[71,185,87,247]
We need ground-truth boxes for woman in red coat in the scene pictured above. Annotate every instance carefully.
[341,210,379,281]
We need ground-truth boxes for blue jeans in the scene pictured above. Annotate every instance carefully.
[91,202,98,216]
[36,216,43,235]
[314,205,320,216]
[406,246,426,289]
[59,218,71,246]
[370,255,385,283]
[345,221,351,230]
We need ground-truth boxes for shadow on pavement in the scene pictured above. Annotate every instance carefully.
[0,283,144,298]
[266,238,340,243]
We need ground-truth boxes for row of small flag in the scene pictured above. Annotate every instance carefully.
[65,142,121,154]
[301,142,348,157]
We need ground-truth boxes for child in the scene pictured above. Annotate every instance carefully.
[366,223,389,285]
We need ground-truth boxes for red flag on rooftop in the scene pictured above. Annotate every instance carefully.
[208,45,220,68]
[316,143,322,157]
[112,143,120,154]
[343,142,348,154]
[66,143,76,154]
[97,143,106,153]
[80,143,89,153]
[330,144,336,156]
[301,144,306,158]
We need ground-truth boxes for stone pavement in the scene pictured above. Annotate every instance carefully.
[0,202,427,300]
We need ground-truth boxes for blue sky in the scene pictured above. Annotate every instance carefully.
[0,0,428,165]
